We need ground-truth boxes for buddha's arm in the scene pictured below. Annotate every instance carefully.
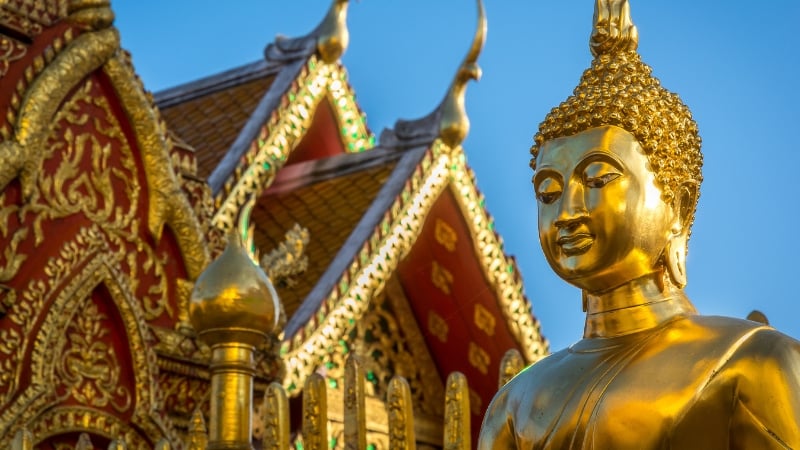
[478,387,517,450]
[730,329,800,448]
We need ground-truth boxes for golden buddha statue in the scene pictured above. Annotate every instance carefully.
[478,1,800,448]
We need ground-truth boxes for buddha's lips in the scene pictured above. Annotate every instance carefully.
[557,233,594,255]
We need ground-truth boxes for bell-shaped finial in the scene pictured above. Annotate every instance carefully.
[190,230,280,347]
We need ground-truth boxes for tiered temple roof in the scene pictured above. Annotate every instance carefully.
[0,0,547,446]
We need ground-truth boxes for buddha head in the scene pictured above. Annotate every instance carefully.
[530,0,703,293]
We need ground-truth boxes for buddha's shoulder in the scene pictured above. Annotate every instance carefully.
[677,314,798,345]
[694,314,800,356]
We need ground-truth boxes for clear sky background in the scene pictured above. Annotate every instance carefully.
[114,1,800,351]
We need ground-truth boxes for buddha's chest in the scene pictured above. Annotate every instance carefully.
[513,343,737,449]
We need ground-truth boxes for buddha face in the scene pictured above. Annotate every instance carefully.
[534,125,675,293]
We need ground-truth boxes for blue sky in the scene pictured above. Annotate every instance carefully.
[114,1,800,351]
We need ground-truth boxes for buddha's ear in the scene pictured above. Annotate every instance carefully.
[665,181,698,288]
[673,182,698,235]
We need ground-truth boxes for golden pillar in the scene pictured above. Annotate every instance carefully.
[191,234,281,450]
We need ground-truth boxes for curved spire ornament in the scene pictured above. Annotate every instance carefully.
[379,0,487,149]
[316,0,350,63]
[265,0,349,63]
[438,0,487,149]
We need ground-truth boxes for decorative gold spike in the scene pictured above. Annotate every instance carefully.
[443,372,471,450]
[438,0,486,149]
[302,373,328,450]
[107,437,128,450]
[261,382,290,450]
[154,438,172,450]
[316,0,350,63]
[590,0,638,57]
[387,376,416,450]
[11,428,33,450]
[186,409,209,450]
[344,354,366,450]
[499,348,524,388]
[75,433,93,450]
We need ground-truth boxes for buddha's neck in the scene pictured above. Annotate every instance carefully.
[583,273,696,339]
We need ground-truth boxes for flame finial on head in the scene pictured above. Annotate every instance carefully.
[589,0,638,57]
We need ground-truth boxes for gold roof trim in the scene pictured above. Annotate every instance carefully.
[448,149,549,363]
[281,141,452,393]
[211,56,374,232]
[280,139,549,392]
[103,53,210,280]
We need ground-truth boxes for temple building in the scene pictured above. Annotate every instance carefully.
[0,0,547,448]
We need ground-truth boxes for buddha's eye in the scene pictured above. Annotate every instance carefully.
[536,177,562,204]
[583,161,622,189]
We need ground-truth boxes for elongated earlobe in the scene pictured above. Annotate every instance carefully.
[665,235,688,288]
[665,182,697,289]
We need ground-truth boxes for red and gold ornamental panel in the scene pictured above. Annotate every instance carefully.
[397,187,521,440]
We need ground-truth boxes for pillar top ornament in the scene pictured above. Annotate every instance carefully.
[190,232,280,347]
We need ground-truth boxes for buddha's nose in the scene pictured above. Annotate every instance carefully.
[555,182,588,228]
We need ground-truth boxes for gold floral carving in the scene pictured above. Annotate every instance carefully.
[443,372,470,450]
[434,218,457,252]
[319,279,444,422]
[431,260,454,295]
[55,301,132,412]
[0,35,27,78]
[259,222,310,288]
[25,406,152,449]
[213,56,373,232]
[102,53,209,280]
[0,28,109,289]
[428,311,449,344]
[473,303,496,336]
[383,278,445,415]
[387,376,415,450]
[467,342,490,375]
[2,28,118,198]
[0,226,174,447]
[281,142,451,393]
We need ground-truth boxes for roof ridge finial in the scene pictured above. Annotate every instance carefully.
[590,0,639,57]
[265,0,349,63]
[438,0,487,149]
[316,0,350,63]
